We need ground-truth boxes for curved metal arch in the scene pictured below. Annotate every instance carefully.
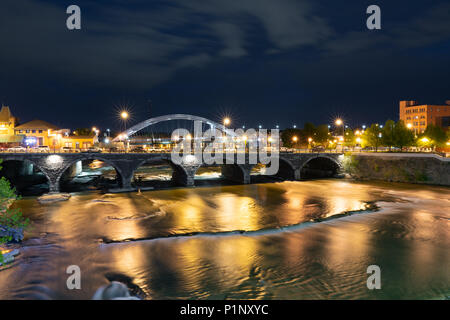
[113,114,237,141]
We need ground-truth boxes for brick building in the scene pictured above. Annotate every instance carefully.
[399,100,450,134]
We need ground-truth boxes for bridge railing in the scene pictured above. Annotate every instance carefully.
[0,148,447,157]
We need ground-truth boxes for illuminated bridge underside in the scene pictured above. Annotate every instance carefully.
[0,153,343,193]
[113,114,237,141]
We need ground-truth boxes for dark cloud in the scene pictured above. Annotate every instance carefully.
[0,0,449,129]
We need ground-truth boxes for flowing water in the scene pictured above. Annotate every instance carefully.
[0,178,449,300]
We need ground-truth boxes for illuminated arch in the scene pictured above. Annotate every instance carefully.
[112,114,237,142]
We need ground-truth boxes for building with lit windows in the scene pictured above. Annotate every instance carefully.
[0,106,24,147]
[62,135,97,150]
[14,119,66,147]
[0,106,98,150]
[399,100,450,134]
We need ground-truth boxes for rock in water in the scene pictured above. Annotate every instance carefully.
[0,249,20,266]
[37,193,71,203]
[92,281,140,300]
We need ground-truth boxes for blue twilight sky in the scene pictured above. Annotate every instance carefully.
[0,0,449,131]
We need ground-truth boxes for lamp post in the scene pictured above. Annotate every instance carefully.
[292,136,298,151]
[121,111,129,131]
[335,118,343,135]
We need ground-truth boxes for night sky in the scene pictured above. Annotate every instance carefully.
[1,0,449,131]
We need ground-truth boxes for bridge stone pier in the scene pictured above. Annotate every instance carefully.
[0,152,343,193]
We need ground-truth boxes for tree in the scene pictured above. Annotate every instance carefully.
[362,124,383,151]
[0,160,30,264]
[315,124,330,146]
[381,120,396,151]
[344,128,356,149]
[73,128,94,136]
[303,122,316,137]
[393,120,415,151]
[422,124,447,149]
[280,128,302,148]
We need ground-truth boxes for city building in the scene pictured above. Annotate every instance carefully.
[14,119,65,147]
[399,100,450,134]
[0,106,23,147]
[0,104,98,150]
[62,134,98,150]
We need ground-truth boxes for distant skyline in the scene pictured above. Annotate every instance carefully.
[1,0,450,131]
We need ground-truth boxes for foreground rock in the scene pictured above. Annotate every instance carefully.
[0,248,20,266]
[92,281,140,300]
[37,193,71,203]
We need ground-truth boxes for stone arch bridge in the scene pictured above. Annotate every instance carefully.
[0,153,343,193]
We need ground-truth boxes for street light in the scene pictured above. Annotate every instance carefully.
[120,110,130,131]
[223,117,230,126]
[292,136,298,142]
[335,118,344,136]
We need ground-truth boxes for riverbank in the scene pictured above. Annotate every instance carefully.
[0,197,23,268]
[345,153,450,186]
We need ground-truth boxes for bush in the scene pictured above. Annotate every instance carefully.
[0,161,30,264]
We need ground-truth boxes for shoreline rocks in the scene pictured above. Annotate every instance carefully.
[0,248,20,266]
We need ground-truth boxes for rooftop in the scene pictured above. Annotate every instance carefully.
[15,119,60,130]
[0,106,13,123]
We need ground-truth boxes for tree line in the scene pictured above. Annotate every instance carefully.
[281,120,449,151]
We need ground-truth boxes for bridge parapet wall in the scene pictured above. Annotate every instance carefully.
[0,152,344,192]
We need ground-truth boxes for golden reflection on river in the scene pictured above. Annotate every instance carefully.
[1,180,449,300]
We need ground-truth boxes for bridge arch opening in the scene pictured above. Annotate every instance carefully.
[132,159,176,189]
[0,159,49,195]
[250,158,296,183]
[194,165,222,186]
[220,164,250,184]
[132,158,192,188]
[194,164,252,186]
[59,158,123,192]
[300,156,340,179]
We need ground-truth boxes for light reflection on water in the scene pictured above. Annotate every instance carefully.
[0,179,449,300]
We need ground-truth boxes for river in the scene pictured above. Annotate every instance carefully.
[0,178,449,299]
